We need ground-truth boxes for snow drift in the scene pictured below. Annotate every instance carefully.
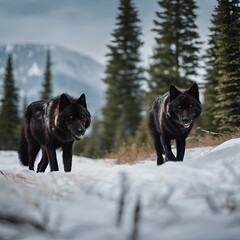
[0,139,240,240]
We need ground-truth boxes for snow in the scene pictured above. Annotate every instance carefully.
[27,62,42,77]
[1,139,240,240]
[6,44,13,53]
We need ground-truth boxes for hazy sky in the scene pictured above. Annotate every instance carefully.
[0,0,216,65]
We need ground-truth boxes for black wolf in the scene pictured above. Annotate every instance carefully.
[148,84,201,165]
[18,93,91,172]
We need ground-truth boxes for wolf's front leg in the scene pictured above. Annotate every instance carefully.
[62,142,73,172]
[162,137,176,161]
[176,138,186,161]
[45,147,59,171]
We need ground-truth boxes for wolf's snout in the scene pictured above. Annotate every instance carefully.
[181,117,192,128]
[182,117,191,124]
[78,129,85,136]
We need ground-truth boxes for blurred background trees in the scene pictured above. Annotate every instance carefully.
[147,0,202,101]
[0,53,19,150]
[0,51,52,150]
[101,0,144,152]
[203,0,240,133]
[1,0,240,156]
[40,49,53,100]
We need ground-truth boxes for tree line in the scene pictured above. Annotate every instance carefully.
[1,0,240,157]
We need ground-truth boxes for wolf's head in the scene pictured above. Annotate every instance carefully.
[58,93,91,140]
[168,83,202,128]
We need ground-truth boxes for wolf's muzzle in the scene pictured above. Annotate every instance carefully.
[180,117,192,128]
[78,128,85,136]
[74,128,85,140]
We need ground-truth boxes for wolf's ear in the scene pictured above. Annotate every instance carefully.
[188,83,200,101]
[59,94,70,112]
[77,94,87,108]
[170,85,180,101]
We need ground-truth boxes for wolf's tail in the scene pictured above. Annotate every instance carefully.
[18,126,29,166]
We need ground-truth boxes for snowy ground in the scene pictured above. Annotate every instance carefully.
[1,139,240,240]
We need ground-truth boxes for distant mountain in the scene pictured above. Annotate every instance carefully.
[0,43,105,115]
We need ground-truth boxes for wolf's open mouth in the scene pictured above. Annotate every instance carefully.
[183,122,191,128]
[180,118,192,128]
[73,129,85,140]
[74,135,82,140]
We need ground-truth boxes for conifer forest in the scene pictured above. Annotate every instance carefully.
[0,0,240,157]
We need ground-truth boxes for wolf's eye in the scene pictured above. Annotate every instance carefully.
[178,105,181,109]
[80,114,85,120]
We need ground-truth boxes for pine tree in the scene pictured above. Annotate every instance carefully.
[134,116,152,147]
[0,53,20,150]
[202,42,219,132]
[205,0,240,132]
[202,15,220,132]
[147,0,201,101]
[40,50,52,100]
[101,0,144,151]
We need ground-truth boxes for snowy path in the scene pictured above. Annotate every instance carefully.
[0,139,240,240]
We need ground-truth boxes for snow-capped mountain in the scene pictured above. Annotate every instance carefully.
[0,43,105,115]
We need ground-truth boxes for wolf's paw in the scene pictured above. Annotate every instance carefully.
[157,156,164,166]
[165,156,177,162]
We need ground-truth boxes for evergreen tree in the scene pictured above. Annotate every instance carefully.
[77,117,103,157]
[134,116,152,147]
[0,53,20,150]
[101,0,144,151]
[202,43,219,132]
[40,50,52,100]
[205,0,240,132]
[147,0,201,101]
[202,14,220,132]
[22,95,28,116]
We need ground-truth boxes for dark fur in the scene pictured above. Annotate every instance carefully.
[18,93,91,172]
[148,84,201,165]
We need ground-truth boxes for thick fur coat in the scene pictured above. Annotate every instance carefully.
[18,93,91,172]
[148,84,202,165]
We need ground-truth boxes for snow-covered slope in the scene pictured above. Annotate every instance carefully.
[0,43,105,114]
[1,139,240,240]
